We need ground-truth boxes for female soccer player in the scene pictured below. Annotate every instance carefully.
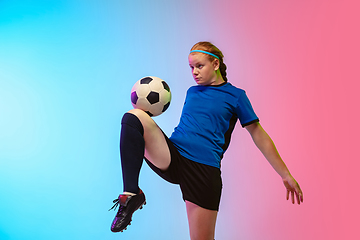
[109,41,303,240]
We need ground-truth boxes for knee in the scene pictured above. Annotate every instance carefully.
[121,111,145,135]
[128,108,151,120]
[123,109,155,133]
[127,109,154,125]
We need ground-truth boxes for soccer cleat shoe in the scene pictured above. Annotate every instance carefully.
[109,189,146,232]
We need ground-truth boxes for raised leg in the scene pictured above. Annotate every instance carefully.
[111,109,172,232]
[120,109,171,193]
[128,108,171,171]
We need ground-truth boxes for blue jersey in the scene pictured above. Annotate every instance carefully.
[169,82,259,168]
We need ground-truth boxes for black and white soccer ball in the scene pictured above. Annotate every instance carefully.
[130,76,171,117]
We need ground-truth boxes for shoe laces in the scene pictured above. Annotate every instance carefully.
[109,198,123,212]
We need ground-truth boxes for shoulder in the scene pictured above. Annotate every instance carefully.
[188,85,199,91]
[186,85,200,94]
[220,82,247,97]
[225,82,245,91]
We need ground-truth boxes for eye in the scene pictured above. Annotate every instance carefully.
[198,64,203,69]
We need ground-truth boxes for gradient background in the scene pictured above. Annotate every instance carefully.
[1,0,359,239]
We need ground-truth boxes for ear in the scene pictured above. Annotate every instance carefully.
[212,58,220,71]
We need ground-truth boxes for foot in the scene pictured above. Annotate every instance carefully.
[109,189,146,232]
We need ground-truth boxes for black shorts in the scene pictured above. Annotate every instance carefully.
[144,132,222,211]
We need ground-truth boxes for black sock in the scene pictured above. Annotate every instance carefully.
[119,113,145,194]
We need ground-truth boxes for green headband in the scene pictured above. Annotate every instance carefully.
[189,50,220,59]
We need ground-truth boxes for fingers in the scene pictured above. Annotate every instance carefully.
[286,189,290,200]
[297,190,304,204]
[286,186,304,205]
[295,184,304,204]
[283,177,303,205]
[293,188,303,205]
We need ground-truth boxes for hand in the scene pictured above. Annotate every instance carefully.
[282,175,303,205]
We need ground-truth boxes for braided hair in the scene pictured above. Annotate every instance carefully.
[190,41,228,82]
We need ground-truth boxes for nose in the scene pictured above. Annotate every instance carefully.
[192,68,198,76]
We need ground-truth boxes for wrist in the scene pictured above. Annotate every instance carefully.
[280,171,292,180]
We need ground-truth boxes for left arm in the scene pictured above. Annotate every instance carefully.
[245,122,303,204]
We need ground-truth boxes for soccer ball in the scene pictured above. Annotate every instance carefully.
[130,76,171,117]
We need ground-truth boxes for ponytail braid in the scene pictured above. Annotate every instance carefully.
[219,58,228,82]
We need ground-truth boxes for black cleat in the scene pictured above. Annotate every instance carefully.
[109,189,146,232]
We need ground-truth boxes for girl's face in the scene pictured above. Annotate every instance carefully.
[188,53,221,86]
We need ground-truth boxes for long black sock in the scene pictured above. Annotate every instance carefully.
[120,113,145,194]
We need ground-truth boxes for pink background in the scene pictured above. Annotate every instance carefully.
[216,0,360,239]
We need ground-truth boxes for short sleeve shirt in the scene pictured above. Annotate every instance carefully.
[169,82,259,168]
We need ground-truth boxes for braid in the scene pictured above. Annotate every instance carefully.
[219,59,228,82]
[190,41,228,82]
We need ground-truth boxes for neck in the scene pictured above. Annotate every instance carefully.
[209,71,225,86]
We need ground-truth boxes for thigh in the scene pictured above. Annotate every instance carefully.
[128,109,171,171]
[186,201,217,240]
[180,158,222,211]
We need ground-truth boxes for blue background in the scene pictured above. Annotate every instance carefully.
[0,1,202,239]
